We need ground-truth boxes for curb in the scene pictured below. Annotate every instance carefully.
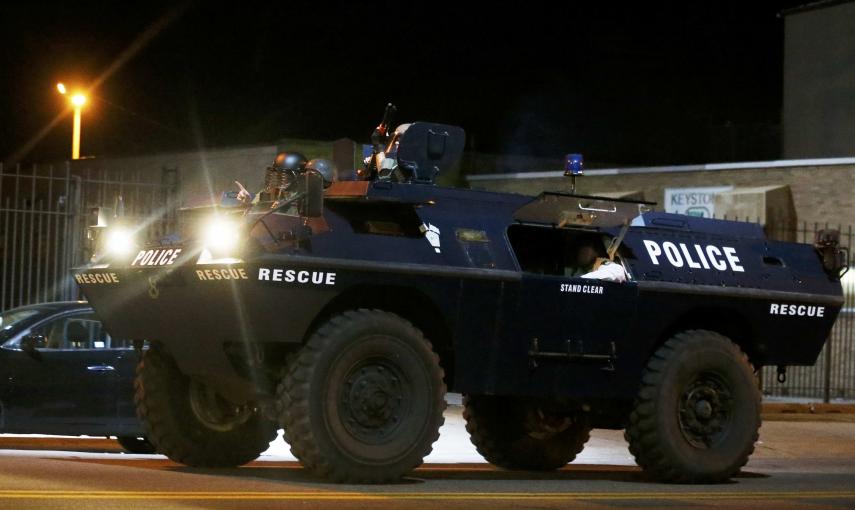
[763,403,855,414]
[761,403,855,422]
[446,396,855,421]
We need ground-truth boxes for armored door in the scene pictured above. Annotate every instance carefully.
[520,273,637,361]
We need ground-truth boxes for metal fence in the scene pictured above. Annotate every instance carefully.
[758,222,855,402]
[0,162,178,311]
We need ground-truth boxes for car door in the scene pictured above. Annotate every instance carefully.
[109,335,146,435]
[3,311,123,435]
[518,273,638,362]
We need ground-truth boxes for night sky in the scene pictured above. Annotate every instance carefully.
[1,2,803,168]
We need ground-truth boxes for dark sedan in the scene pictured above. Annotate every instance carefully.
[0,301,154,453]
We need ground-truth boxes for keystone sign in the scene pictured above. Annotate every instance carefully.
[664,186,733,218]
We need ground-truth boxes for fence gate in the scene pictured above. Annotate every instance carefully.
[0,162,178,311]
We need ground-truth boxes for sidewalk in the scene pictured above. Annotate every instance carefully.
[445,393,855,422]
[762,402,855,422]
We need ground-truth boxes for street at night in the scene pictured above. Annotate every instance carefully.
[0,408,852,510]
[3,2,855,509]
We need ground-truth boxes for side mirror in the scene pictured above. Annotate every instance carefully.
[21,334,47,353]
[298,170,324,218]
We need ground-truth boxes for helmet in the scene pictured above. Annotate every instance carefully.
[272,151,308,172]
[262,151,308,200]
[306,158,338,187]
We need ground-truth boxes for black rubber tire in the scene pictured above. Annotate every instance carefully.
[624,330,761,483]
[278,309,446,483]
[135,346,278,467]
[463,395,591,470]
[116,435,157,454]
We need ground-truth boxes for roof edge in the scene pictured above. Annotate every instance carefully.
[467,156,855,181]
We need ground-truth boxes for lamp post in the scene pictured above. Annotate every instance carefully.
[57,83,87,159]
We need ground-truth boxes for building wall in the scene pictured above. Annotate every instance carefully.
[71,139,338,207]
[783,1,855,158]
[68,139,567,206]
[467,160,855,227]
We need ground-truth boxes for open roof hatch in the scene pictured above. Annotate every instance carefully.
[514,192,654,229]
[396,123,465,183]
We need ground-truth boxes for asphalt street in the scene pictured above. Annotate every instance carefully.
[0,408,852,510]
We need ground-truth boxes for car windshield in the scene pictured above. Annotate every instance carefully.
[0,309,41,342]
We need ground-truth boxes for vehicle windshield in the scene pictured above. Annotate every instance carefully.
[0,309,41,342]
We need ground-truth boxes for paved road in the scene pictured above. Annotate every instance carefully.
[0,410,853,509]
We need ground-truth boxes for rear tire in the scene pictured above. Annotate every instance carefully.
[625,330,761,483]
[135,346,277,467]
[279,309,446,483]
[116,435,156,454]
[464,395,591,470]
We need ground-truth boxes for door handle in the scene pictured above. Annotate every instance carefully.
[578,203,617,213]
[86,365,115,372]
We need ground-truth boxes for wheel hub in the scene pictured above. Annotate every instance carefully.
[694,399,713,419]
[524,406,575,440]
[678,373,733,449]
[188,381,253,432]
[341,362,406,440]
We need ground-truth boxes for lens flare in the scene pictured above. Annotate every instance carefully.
[203,216,241,253]
[105,228,135,255]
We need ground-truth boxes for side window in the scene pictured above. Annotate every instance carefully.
[328,201,423,238]
[110,337,147,349]
[29,314,109,350]
[507,225,565,275]
[456,229,496,269]
[508,225,606,276]
[507,225,630,280]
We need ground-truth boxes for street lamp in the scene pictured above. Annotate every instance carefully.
[57,83,87,160]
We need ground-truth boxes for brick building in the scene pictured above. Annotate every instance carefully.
[467,157,855,228]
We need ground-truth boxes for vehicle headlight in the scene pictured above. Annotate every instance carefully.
[104,227,136,256]
[202,216,242,253]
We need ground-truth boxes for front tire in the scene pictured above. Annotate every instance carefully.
[279,309,446,483]
[464,395,591,470]
[625,330,761,483]
[135,346,278,467]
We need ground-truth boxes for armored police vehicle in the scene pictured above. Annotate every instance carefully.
[76,107,846,484]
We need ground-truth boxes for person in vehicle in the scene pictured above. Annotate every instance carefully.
[567,238,628,283]
[305,158,338,188]
[375,123,411,181]
[236,151,308,204]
